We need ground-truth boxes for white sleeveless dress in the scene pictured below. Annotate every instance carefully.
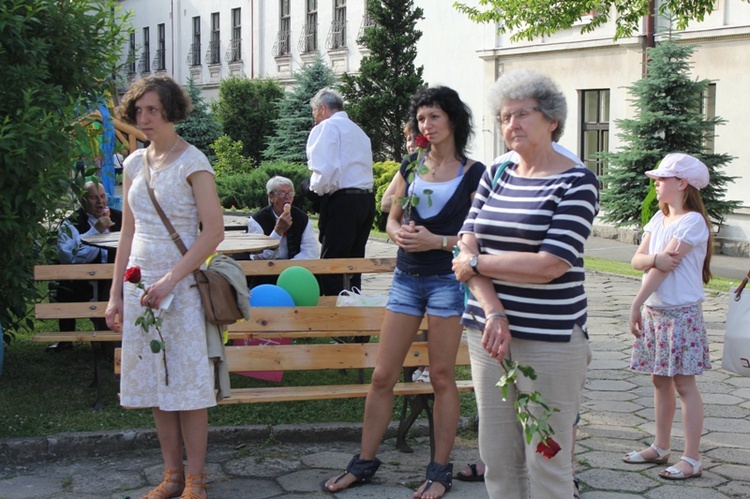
[120,146,216,411]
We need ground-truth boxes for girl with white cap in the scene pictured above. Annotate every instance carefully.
[623,152,712,480]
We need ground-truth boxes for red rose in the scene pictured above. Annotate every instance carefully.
[124,266,142,284]
[415,135,430,149]
[536,438,561,459]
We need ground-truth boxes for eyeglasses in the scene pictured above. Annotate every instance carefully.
[273,190,294,199]
[498,107,541,126]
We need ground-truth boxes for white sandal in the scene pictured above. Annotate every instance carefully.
[623,443,670,464]
[660,456,703,480]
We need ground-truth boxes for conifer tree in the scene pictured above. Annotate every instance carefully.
[175,76,222,159]
[214,77,283,163]
[338,0,425,162]
[264,56,337,162]
[600,39,738,227]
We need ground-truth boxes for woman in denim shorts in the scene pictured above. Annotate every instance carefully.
[322,86,484,498]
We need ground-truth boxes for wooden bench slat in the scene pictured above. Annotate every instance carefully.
[34,264,115,280]
[114,341,470,375]
[35,302,109,319]
[239,257,396,275]
[217,380,475,405]
[32,331,121,342]
[33,258,397,281]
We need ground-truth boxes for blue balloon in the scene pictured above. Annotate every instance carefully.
[249,284,295,307]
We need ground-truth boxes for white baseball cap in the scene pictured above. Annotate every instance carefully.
[645,153,709,190]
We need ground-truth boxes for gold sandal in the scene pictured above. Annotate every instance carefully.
[180,473,208,499]
[142,468,184,499]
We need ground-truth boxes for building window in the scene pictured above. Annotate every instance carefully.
[299,0,318,53]
[274,0,291,57]
[327,0,347,50]
[154,23,166,71]
[206,12,220,65]
[579,89,610,179]
[189,16,201,66]
[127,33,136,74]
[699,83,717,153]
[139,27,150,73]
[357,0,375,44]
[227,7,241,62]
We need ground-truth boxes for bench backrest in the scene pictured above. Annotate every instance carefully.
[34,257,397,324]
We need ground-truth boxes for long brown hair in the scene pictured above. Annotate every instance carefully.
[659,183,713,283]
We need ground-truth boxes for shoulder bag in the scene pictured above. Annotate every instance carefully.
[144,154,243,325]
[722,269,750,376]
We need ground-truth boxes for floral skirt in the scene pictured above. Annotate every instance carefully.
[630,304,711,376]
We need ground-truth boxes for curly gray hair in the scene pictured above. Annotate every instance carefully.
[488,68,567,142]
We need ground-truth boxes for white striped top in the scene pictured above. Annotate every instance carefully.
[460,161,600,342]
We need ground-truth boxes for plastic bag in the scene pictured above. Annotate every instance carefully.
[336,287,388,307]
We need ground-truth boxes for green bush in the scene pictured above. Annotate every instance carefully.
[210,135,254,177]
[0,0,128,340]
[216,161,313,213]
[373,161,401,231]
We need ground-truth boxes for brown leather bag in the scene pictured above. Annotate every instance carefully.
[144,157,243,325]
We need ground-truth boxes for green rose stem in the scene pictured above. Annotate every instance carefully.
[126,266,169,386]
[470,312,560,458]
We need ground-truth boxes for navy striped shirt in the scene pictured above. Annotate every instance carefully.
[460,161,600,342]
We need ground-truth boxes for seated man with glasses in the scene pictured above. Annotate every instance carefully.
[246,176,319,269]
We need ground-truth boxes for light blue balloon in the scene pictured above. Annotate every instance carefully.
[249,284,295,307]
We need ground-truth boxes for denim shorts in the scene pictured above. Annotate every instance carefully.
[386,267,465,318]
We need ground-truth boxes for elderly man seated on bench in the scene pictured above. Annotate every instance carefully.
[244,176,319,286]
[52,180,122,351]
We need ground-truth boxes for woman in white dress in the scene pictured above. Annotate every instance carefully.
[106,76,224,499]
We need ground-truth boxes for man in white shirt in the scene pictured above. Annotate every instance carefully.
[247,176,319,262]
[306,88,375,295]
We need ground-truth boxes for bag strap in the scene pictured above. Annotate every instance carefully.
[491,160,513,189]
[144,151,189,257]
[734,269,750,301]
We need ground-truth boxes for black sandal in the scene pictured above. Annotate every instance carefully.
[573,476,580,498]
[416,461,453,498]
[455,462,484,482]
[320,454,381,493]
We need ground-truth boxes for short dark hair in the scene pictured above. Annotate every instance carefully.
[408,86,473,160]
[118,75,193,125]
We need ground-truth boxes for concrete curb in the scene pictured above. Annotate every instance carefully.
[0,418,471,466]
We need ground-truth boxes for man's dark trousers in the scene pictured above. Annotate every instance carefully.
[318,190,375,296]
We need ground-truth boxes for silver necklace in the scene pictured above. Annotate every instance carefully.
[150,137,180,171]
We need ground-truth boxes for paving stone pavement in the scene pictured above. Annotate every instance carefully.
[2,237,749,498]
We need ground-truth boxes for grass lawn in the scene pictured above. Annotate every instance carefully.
[0,324,476,439]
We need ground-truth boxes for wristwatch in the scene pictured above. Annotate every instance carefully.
[469,254,480,275]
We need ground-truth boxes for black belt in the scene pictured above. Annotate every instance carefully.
[334,188,372,195]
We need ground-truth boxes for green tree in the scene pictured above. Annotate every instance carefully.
[339,0,425,162]
[214,77,284,164]
[454,0,723,41]
[600,40,739,227]
[175,76,222,159]
[0,0,128,338]
[264,55,337,162]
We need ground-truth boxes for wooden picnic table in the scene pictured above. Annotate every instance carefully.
[82,231,279,255]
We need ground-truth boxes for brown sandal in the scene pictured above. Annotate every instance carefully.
[142,468,184,499]
[180,473,208,499]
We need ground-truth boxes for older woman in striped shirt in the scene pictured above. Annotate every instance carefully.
[452,68,599,499]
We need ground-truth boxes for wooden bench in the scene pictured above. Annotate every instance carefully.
[35,257,474,452]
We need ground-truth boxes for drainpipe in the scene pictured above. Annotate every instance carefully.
[250,0,255,78]
[642,0,656,77]
[170,0,175,76]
